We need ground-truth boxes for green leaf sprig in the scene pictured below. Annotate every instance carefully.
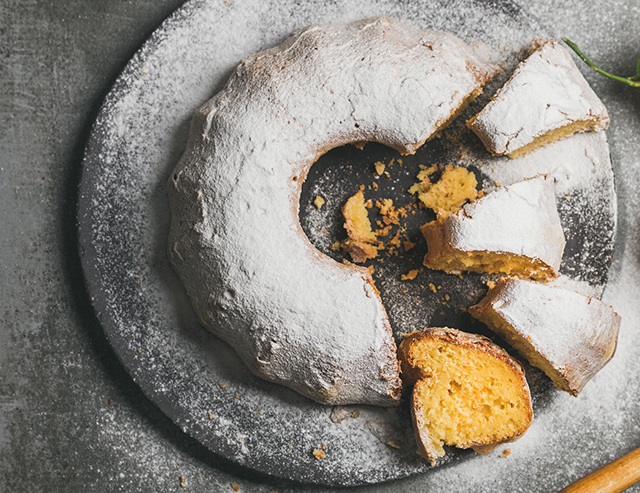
[562,37,640,87]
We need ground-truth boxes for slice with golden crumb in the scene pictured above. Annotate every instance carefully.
[417,165,478,218]
[420,175,565,281]
[469,278,620,396]
[343,191,376,243]
[467,39,609,158]
[341,191,378,262]
[398,328,533,465]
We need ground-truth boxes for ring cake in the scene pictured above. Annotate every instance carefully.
[399,328,533,465]
[167,17,499,405]
[469,278,621,395]
[467,39,610,158]
[420,175,566,281]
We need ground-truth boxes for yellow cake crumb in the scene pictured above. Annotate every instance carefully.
[408,164,438,195]
[313,195,325,209]
[403,240,416,251]
[375,198,404,227]
[500,448,512,458]
[388,232,402,249]
[417,165,478,217]
[376,198,394,216]
[374,161,386,176]
[374,224,392,238]
[312,449,326,459]
[401,269,420,281]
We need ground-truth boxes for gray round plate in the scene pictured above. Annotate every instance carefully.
[77,0,616,486]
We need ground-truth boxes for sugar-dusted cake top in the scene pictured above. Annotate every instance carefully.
[468,39,609,157]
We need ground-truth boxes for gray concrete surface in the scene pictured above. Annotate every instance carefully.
[1,0,639,491]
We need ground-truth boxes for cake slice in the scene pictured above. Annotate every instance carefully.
[341,190,378,262]
[467,39,609,158]
[399,328,533,465]
[469,278,620,396]
[420,175,565,281]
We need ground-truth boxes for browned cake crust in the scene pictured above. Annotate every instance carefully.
[399,328,533,465]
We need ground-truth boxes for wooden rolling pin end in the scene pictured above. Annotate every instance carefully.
[559,446,640,493]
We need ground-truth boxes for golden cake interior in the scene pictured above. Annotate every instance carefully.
[416,165,478,218]
[341,190,378,262]
[405,336,531,462]
[343,190,376,243]
[423,245,557,281]
[507,119,603,159]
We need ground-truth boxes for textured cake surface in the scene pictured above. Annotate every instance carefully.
[398,328,533,465]
[341,190,379,263]
[416,165,478,217]
[470,278,621,395]
[167,17,499,405]
[467,39,609,157]
[421,175,566,280]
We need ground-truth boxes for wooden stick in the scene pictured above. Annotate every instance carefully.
[559,447,640,493]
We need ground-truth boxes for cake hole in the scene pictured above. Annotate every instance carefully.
[297,140,509,345]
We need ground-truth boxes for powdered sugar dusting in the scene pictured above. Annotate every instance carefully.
[77,0,619,487]
[468,40,609,156]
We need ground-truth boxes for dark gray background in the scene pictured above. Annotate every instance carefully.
[2,0,639,491]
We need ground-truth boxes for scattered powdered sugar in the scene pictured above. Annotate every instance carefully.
[77,0,629,489]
